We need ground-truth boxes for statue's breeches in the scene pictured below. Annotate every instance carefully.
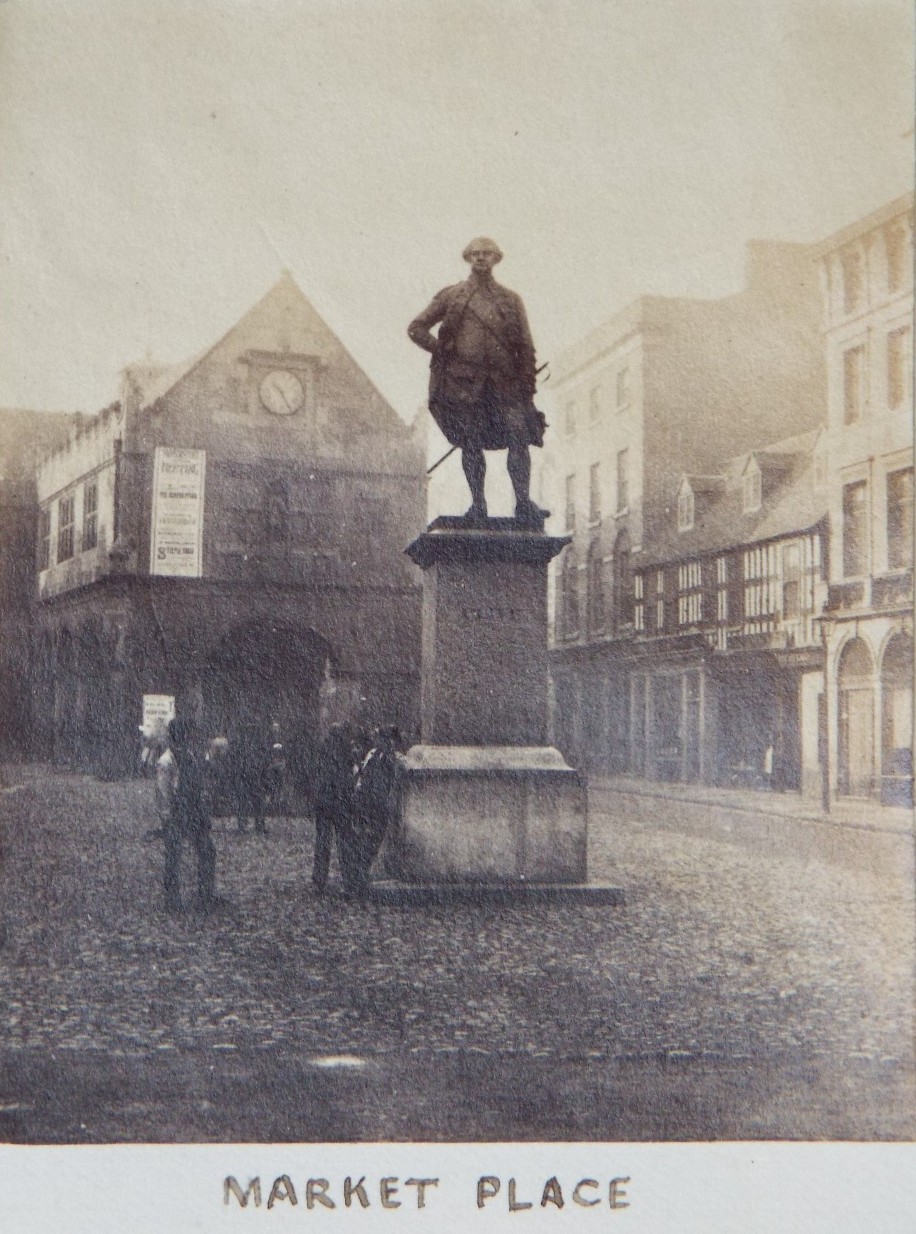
[431,369,542,451]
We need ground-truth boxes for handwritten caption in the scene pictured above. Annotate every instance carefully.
[224,1172,631,1213]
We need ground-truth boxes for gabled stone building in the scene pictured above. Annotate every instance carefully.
[30,274,425,780]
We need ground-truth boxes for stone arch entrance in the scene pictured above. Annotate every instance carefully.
[201,621,333,797]
[837,637,875,798]
[880,632,913,805]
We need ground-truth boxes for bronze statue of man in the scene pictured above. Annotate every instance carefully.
[408,237,548,526]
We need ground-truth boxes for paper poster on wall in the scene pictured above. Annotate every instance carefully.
[150,447,206,577]
[141,693,175,739]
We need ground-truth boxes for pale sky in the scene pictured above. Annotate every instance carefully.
[1,0,912,418]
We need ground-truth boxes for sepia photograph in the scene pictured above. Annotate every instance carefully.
[0,0,913,1226]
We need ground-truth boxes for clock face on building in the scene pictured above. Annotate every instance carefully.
[259,370,304,416]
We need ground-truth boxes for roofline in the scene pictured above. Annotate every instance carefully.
[137,279,287,413]
[703,425,824,480]
[134,273,405,425]
[810,192,915,261]
[634,516,829,569]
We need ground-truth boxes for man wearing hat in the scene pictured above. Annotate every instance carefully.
[408,237,548,526]
[157,717,218,913]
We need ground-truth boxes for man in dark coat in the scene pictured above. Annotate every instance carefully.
[231,720,273,836]
[408,237,548,525]
[348,726,402,896]
[311,720,360,893]
[157,718,218,913]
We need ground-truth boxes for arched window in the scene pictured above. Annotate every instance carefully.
[587,540,605,636]
[613,531,632,630]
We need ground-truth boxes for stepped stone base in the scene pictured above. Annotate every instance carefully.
[366,881,623,906]
[385,745,588,884]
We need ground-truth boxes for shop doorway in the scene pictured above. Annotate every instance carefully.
[880,633,913,806]
[838,638,875,798]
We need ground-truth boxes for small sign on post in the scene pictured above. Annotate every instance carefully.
[142,694,175,742]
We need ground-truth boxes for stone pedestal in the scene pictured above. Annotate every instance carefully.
[388,516,588,884]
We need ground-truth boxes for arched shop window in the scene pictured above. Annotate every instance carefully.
[881,634,913,803]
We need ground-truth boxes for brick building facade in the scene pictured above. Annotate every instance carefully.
[545,240,826,777]
[816,194,914,805]
[547,195,913,808]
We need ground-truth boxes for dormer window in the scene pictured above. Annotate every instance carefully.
[742,460,761,513]
[677,480,694,532]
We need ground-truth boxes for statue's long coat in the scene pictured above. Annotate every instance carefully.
[408,277,544,451]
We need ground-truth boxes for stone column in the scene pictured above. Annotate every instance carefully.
[389,517,588,884]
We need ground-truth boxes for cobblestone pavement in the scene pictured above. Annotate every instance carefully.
[0,764,913,1140]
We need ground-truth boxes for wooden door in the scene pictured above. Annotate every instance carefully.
[839,688,874,797]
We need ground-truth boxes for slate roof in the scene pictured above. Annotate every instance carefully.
[639,427,826,568]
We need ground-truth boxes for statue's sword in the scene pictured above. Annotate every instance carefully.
[425,363,550,475]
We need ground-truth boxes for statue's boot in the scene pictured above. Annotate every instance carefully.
[514,498,550,529]
[460,498,488,526]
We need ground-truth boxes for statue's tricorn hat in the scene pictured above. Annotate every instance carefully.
[462,236,503,263]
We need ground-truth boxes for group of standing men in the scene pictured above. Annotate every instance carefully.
[155,716,402,912]
[154,234,543,911]
[312,720,402,897]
